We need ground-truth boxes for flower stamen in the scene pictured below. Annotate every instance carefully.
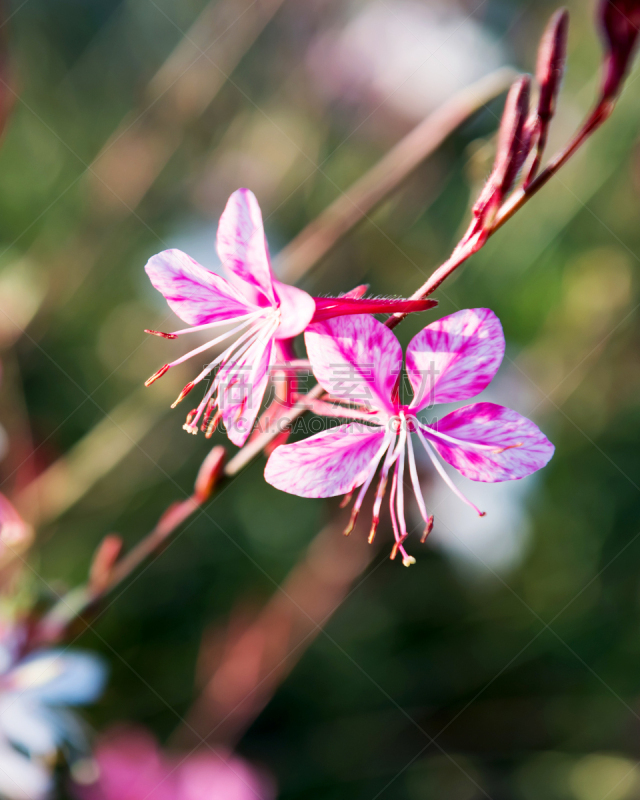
[171,382,195,408]
[416,420,509,453]
[145,329,177,339]
[414,425,486,517]
[145,364,170,386]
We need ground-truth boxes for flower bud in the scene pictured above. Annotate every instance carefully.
[598,0,640,101]
[523,11,569,187]
[496,75,532,195]
[536,9,569,123]
[194,445,226,502]
[473,76,531,227]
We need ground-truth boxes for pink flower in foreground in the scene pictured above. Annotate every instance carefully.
[74,726,273,800]
[145,188,435,445]
[265,311,554,565]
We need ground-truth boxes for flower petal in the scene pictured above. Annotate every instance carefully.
[85,726,176,800]
[406,308,504,409]
[11,650,108,706]
[273,281,315,339]
[220,337,275,447]
[177,753,273,800]
[145,249,255,326]
[265,423,387,498]
[0,742,52,800]
[429,402,554,482]
[216,188,276,305]
[304,315,402,414]
[0,698,59,756]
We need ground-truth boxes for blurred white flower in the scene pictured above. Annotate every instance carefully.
[0,646,107,800]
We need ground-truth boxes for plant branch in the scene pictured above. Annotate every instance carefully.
[177,515,379,747]
[393,100,615,311]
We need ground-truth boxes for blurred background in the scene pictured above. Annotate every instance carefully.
[1,0,640,797]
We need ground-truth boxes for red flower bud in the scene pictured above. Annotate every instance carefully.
[473,75,531,228]
[194,445,226,502]
[536,9,569,123]
[524,10,569,187]
[598,0,640,101]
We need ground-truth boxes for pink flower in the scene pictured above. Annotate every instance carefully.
[264,310,554,565]
[74,726,273,800]
[145,189,435,446]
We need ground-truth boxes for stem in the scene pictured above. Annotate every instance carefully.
[392,99,615,315]
[175,515,379,748]
[37,496,200,643]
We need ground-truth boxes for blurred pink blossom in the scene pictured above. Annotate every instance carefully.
[74,726,273,800]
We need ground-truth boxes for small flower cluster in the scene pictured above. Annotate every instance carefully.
[144,189,553,565]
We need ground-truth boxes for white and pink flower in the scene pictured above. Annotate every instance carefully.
[144,189,434,446]
[265,310,554,565]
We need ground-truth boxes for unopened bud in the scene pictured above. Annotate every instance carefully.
[495,75,532,196]
[598,0,640,101]
[473,76,531,227]
[536,9,569,122]
[89,534,123,593]
[524,11,569,188]
[194,446,226,502]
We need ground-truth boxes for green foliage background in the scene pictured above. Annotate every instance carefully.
[2,0,640,798]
